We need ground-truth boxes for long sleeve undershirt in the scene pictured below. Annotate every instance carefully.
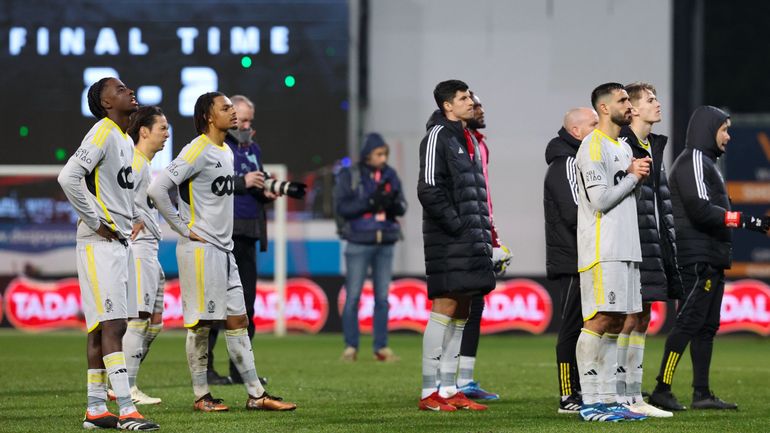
[57,158,101,232]
[147,173,190,238]
[585,173,639,213]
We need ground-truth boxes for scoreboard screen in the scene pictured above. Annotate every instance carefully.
[0,0,349,175]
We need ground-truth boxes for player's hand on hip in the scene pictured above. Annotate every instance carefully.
[245,171,265,189]
[131,220,146,241]
[95,223,119,241]
[189,230,207,243]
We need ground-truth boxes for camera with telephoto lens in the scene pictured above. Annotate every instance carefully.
[262,172,307,199]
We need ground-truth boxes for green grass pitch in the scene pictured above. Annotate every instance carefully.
[1,330,769,432]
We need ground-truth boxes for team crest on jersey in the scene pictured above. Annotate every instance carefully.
[144,292,150,306]
[608,291,616,305]
[208,300,216,313]
[105,298,114,313]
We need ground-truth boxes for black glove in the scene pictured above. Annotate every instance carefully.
[368,183,388,211]
[744,215,770,233]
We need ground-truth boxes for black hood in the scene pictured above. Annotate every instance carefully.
[426,109,465,135]
[545,127,581,163]
[686,105,730,159]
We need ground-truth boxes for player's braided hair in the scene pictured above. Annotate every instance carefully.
[87,77,112,119]
[194,91,225,134]
[127,105,164,144]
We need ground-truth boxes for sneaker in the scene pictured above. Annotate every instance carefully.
[193,393,229,412]
[83,410,119,429]
[374,347,400,362]
[444,392,488,411]
[246,392,297,411]
[340,346,357,362]
[207,370,233,386]
[626,400,673,418]
[649,389,686,411]
[691,391,737,410]
[557,394,582,414]
[418,391,457,412]
[117,411,159,431]
[458,381,499,401]
[605,403,647,421]
[579,403,624,422]
[130,386,161,405]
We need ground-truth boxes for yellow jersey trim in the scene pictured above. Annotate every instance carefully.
[103,117,128,140]
[580,328,601,338]
[577,212,602,273]
[94,166,116,231]
[594,128,620,146]
[85,244,104,315]
[195,247,205,314]
[187,181,196,229]
[181,135,209,164]
[91,121,113,148]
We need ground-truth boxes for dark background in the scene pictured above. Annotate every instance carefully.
[0,0,349,176]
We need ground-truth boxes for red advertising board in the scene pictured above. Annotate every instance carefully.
[338,278,553,334]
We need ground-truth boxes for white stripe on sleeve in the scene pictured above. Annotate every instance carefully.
[424,125,443,185]
[693,150,709,200]
[566,156,579,205]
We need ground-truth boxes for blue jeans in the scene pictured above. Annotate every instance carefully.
[342,242,395,352]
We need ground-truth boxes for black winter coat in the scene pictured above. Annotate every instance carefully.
[417,111,495,299]
[620,126,683,299]
[543,127,580,279]
[669,106,733,269]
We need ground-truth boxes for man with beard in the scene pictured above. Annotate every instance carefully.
[574,83,650,422]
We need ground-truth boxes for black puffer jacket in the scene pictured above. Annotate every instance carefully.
[620,126,683,299]
[668,106,732,269]
[543,127,580,279]
[417,110,495,298]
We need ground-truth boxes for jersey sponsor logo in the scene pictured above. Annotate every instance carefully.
[117,166,134,189]
[336,278,553,334]
[584,170,602,182]
[252,278,329,333]
[719,279,770,336]
[613,170,626,185]
[75,148,92,165]
[211,175,234,196]
[3,277,84,330]
[166,161,180,177]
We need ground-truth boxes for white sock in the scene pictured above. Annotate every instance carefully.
[225,328,265,397]
[141,323,163,362]
[124,319,149,388]
[598,333,618,404]
[186,327,210,400]
[627,331,646,401]
[616,333,630,402]
[421,312,450,399]
[104,352,136,416]
[576,328,602,405]
[438,319,465,398]
[86,369,108,415]
[457,356,476,388]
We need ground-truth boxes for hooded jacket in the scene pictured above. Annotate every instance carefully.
[543,127,581,279]
[417,110,495,298]
[334,133,407,244]
[668,106,732,269]
[620,126,683,299]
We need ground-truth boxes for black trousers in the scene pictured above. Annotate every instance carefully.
[655,263,725,392]
[459,294,486,358]
[554,274,582,397]
[208,236,258,379]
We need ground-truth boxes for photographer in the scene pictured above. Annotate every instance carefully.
[335,133,407,362]
[207,94,304,384]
